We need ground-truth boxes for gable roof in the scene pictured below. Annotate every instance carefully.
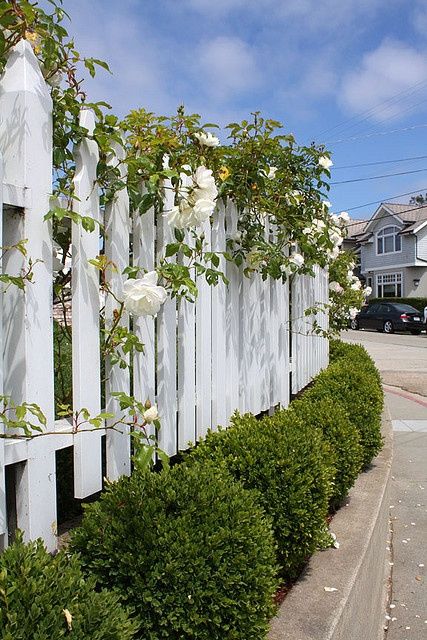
[345,218,369,240]
[358,202,427,241]
[383,203,427,233]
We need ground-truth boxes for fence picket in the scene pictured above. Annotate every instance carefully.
[0,152,4,541]
[72,108,103,498]
[0,41,56,549]
[156,180,177,455]
[177,173,196,449]
[279,275,290,406]
[225,201,241,415]
[196,220,212,439]
[211,201,227,429]
[133,190,156,446]
[104,140,131,480]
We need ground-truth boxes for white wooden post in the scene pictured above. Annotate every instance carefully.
[133,189,156,443]
[196,219,212,440]
[225,201,241,416]
[104,140,131,480]
[0,41,56,550]
[72,108,102,497]
[211,200,227,429]
[279,275,290,406]
[0,151,5,541]
[177,173,196,449]
[156,180,177,456]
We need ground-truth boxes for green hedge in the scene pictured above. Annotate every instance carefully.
[288,396,363,509]
[187,411,334,581]
[308,344,383,467]
[71,461,278,640]
[0,534,137,640]
[368,297,427,313]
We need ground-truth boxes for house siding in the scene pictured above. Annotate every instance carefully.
[361,210,416,271]
[406,267,427,297]
[416,224,427,261]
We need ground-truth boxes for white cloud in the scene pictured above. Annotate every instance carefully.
[57,0,190,116]
[195,36,261,101]
[339,40,427,121]
[411,0,427,35]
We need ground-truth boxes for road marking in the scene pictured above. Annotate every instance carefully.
[384,385,427,409]
[392,420,427,432]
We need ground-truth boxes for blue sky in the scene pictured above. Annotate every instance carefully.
[60,0,427,221]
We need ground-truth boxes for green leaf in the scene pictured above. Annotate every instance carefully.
[165,243,180,258]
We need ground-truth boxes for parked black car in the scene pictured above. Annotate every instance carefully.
[350,302,424,334]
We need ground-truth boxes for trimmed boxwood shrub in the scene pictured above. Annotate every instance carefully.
[329,339,381,383]
[0,533,137,640]
[308,356,383,467]
[288,396,363,509]
[187,411,334,580]
[71,461,278,640]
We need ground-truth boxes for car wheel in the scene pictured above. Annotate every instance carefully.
[410,330,421,335]
[350,318,359,330]
[383,320,394,334]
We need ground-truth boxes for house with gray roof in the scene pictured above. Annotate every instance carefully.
[345,202,427,298]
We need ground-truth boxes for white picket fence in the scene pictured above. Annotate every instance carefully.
[0,41,329,551]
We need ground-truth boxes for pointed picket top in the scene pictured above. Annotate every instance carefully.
[0,39,52,194]
[74,108,98,181]
[0,39,51,102]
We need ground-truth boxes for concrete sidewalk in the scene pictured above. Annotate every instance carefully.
[383,388,427,640]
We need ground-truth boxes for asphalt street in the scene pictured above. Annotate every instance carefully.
[342,328,427,640]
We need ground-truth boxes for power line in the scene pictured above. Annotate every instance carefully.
[333,89,427,142]
[331,167,427,185]
[345,203,427,231]
[316,78,427,139]
[334,154,427,170]
[325,123,427,145]
[343,188,427,212]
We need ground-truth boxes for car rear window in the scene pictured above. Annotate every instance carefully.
[391,304,420,313]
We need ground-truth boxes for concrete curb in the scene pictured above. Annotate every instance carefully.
[269,409,393,640]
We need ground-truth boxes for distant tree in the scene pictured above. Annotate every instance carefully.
[409,193,427,206]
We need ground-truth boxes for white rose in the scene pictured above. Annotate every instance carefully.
[194,131,220,147]
[351,281,361,290]
[123,271,167,317]
[312,218,326,233]
[46,70,63,88]
[166,200,193,229]
[364,286,372,296]
[194,166,218,200]
[329,281,343,293]
[193,197,215,225]
[143,405,159,423]
[338,211,350,224]
[349,307,359,319]
[267,166,278,179]
[289,253,304,268]
[329,229,343,246]
[328,246,340,260]
[319,155,333,170]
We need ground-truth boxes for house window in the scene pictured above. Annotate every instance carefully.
[376,226,401,254]
[377,273,402,298]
